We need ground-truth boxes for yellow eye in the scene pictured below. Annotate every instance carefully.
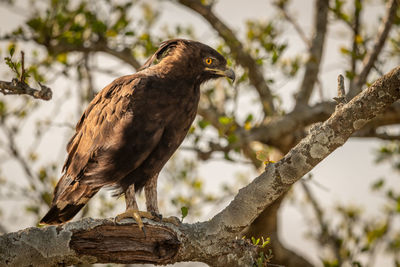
[205,58,213,65]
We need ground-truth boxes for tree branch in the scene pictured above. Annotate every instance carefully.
[294,0,330,108]
[46,41,142,70]
[0,218,257,266]
[350,0,362,78]
[348,0,398,98]
[353,129,400,141]
[2,66,398,266]
[208,65,400,236]
[301,181,342,264]
[177,0,275,115]
[274,2,311,47]
[0,78,52,100]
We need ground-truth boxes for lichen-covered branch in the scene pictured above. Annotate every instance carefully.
[294,0,329,108]
[1,66,399,266]
[0,78,52,100]
[177,0,275,115]
[0,217,257,267]
[207,66,400,236]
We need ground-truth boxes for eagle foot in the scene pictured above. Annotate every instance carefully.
[114,209,155,235]
[150,211,163,221]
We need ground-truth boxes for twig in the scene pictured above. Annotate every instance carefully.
[333,74,347,105]
[0,122,39,191]
[0,78,52,100]
[48,41,141,70]
[301,181,343,264]
[348,0,398,97]
[350,0,362,76]
[20,51,25,83]
[353,129,400,140]
[274,3,311,47]
[83,52,95,101]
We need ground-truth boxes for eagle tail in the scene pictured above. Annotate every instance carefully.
[40,175,99,225]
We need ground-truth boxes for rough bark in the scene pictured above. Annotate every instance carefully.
[1,66,399,266]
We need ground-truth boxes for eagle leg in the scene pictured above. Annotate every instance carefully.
[144,175,180,226]
[145,174,161,217]
[115,184,154,233]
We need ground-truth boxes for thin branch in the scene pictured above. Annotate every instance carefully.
[47,41,141,70]
[350,0,362,77]
[301,181,342,264]
[2,126,33,181]
[20,51,25,82]
[177,0,275,115]
[0,79,52,100]
[274,3,311,47]
[83,53,95,101]
[348,0,398,97]
[353,129,400,141]
[294,0,330,108]
[333,74,347,105]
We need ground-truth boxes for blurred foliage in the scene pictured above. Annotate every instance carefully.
[295,141,400,266]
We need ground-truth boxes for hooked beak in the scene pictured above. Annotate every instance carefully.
[223,68,236,82]
[205,67,236,82]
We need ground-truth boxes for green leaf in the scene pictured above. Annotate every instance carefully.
[396,199,400,213]
[198,119,210,129]
[56,53,68,64]
[261,237,270,248]
[9,46,15,57]
[245,114,254,123]
[218,116,233,125]
[256,150,269,162]
[251,236,260,245]
[0,101,6,116]
[371,178,384,191]
[125,31,135,36]
[181,206,188,221]
[41,191,52,205]
[38,168,47,182]
[25,205,39,215]
[227,133,237,144]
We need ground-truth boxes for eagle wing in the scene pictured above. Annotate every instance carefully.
[41,74,166,224]
[55,74,165,201]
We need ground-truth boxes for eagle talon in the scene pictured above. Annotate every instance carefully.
[150,211,163,221]
[114,208,155,235]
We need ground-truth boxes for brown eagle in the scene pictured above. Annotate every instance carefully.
[40,39,235,228]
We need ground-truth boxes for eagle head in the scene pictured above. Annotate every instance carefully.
[141,39,235,84]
